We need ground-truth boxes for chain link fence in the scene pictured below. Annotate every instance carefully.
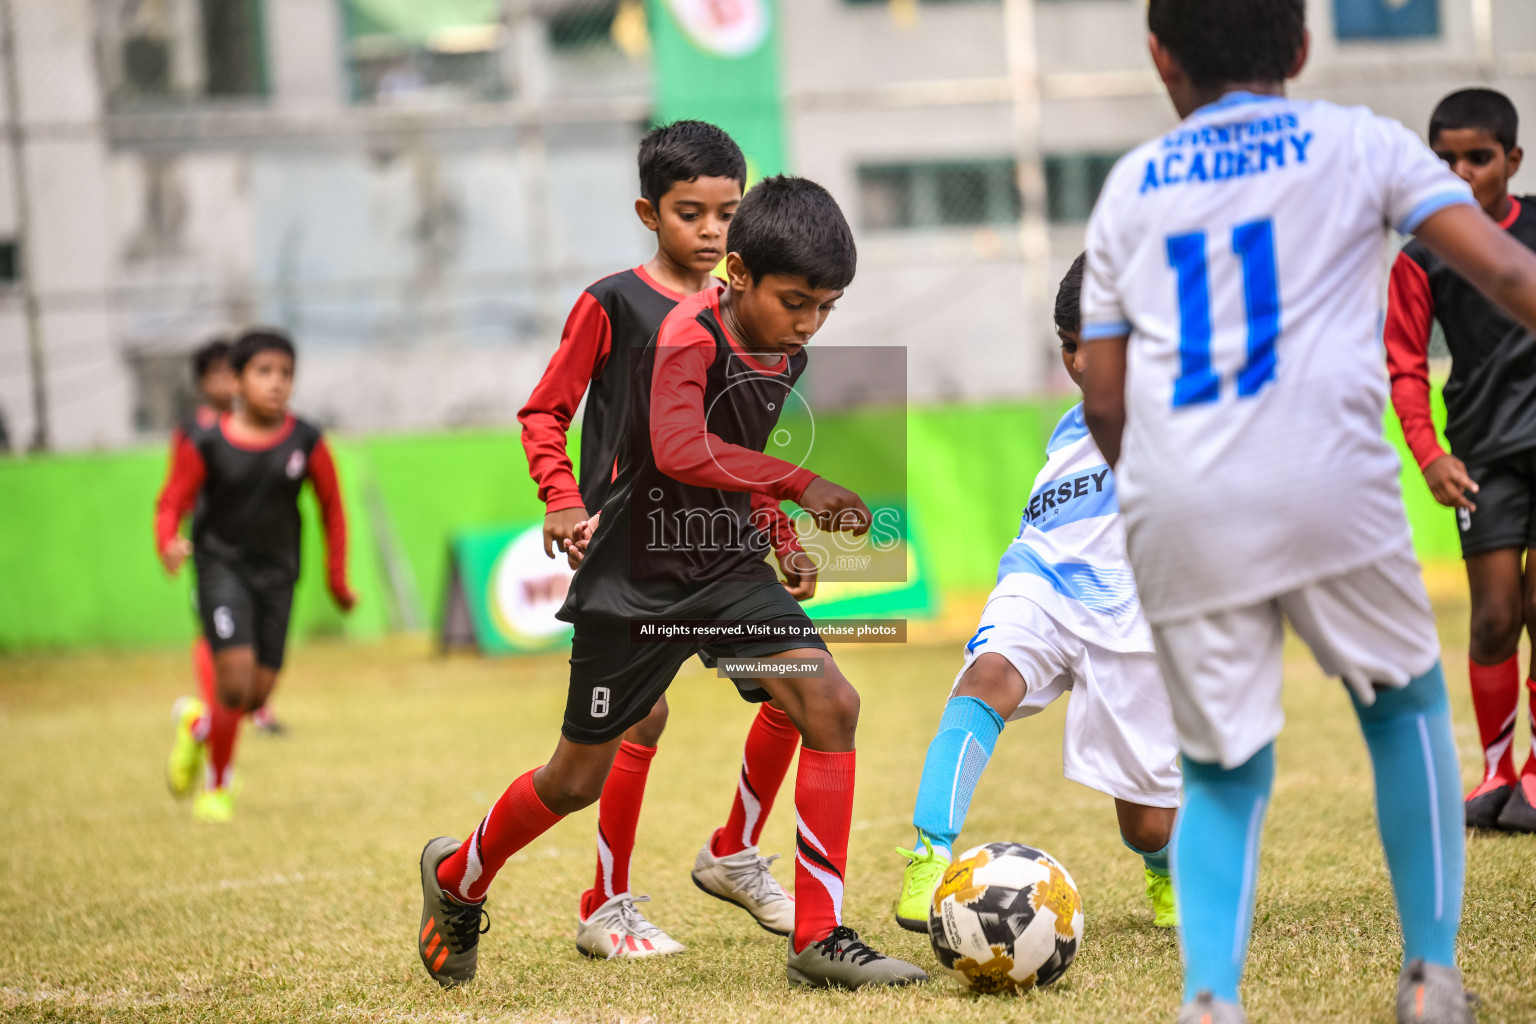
[0,0,1533,449]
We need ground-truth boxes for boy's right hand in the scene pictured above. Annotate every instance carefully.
[798,477,871,536]
[159,537,192,575]
[543,506,590,559]
[1424,455,1479,511]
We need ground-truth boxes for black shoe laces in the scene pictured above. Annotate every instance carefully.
[438,894,491,953]
[812,926,884,966]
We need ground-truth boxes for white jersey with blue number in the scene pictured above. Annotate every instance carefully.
[1081,93,1474,624]
[991,404,1153,654]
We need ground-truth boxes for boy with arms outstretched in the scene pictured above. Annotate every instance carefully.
[518,120,807,956]
[893,255,1181,934]
[157,330,354,822]
[417,177,926,990]
[1386,88,1536,832]
[1080,1,1536,1020]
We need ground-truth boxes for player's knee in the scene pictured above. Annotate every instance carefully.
[955,654,1025,720]
[539,772,605,815]
[820,674,861,737]
[1470,601,1522,660]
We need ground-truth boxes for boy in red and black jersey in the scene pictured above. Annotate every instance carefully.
[417,178,927,990]
[1387,88,1536,832]
[155,329,353,823]
[517,122,812,955]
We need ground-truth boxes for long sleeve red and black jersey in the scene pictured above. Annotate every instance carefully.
[1387,196,1536,469]
[518,265,688,514]
[560,284,815,621]
[154,413,350,598]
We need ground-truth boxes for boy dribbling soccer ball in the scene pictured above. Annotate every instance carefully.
[894,254,1181,934]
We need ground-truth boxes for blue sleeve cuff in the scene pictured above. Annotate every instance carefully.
[1081,321,1132,341]
[1398,191,1477,235]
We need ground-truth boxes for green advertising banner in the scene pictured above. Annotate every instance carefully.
[441,521,575,655]
[646,0,788,176]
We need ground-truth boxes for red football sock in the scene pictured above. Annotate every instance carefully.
[582,741,657,917]
[205,699,242,790]
[714,703,800,857]
[193,638,216,708]
[1522,678,1536,779]
[437,768,563,904]
[792,748,855,953]
[1468,655,1519,794]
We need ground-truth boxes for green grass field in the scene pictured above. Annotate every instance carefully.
[3,589,1535,1024]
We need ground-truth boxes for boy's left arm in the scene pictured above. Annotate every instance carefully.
[307,437,355,611]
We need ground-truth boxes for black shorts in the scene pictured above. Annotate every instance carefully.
[196,556,296,670]
[562,582,828,745]
[1460,449,1536,558]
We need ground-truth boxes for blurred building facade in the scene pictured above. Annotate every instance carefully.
[1,0,1535,449]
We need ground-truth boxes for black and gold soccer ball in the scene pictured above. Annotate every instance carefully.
[928,841,1085,994]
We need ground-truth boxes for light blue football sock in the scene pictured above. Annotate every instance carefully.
[1173,743,1275,1004]
[1350,661,1463,969]
[911,695,1006,857]
[1125,834,1171,877]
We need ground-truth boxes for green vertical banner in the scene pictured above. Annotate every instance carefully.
[646,0,788,177]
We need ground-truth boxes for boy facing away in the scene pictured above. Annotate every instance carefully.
[416,176,926,991]
[157,330,354,823]
[1080,1,1536,1021]
[516,120,810,957]
[893,255,1181,938]
[1386,88,1536,833]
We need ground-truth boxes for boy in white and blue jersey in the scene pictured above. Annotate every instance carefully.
[891,256,1182,934]
[1079,3,1536,1022]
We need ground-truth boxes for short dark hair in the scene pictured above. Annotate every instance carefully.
[1430,88,1519,153]
[728,176,857,292]
[638,120,747,207]
[191,337,231,380]
[1148,0,1305,91]
[1054,253,1087,336]
[229,329,295,374]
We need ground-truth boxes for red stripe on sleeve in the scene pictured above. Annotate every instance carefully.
[307,437,351,602]
[649,322,817,503]
[1384,251,1448,470]
[517,291,613,512]
[154,429,205,554]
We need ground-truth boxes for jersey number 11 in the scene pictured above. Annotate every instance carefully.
[1167,217,1280,408]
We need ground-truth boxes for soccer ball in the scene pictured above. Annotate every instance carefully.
[927,841,1084,994]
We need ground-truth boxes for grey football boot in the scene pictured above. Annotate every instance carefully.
[1176,992,1249,1024]
[1397,959,1477,1024]
[785,926,928,989]
[1494,778,1536,833]
[417,837,490,988]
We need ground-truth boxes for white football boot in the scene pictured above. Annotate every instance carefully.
[691,840,795,936]
[575,893,686,960]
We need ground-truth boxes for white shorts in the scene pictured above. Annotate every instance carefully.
[1151,546,1441,769]
[953,596,1181,808]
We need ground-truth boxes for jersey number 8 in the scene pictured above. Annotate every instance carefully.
[1167,217,1280,408]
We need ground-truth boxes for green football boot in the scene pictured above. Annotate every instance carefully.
[192,786,234,824]
[166,696,206,798]
[1146,867,1178,928]
[892,836,950,933]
